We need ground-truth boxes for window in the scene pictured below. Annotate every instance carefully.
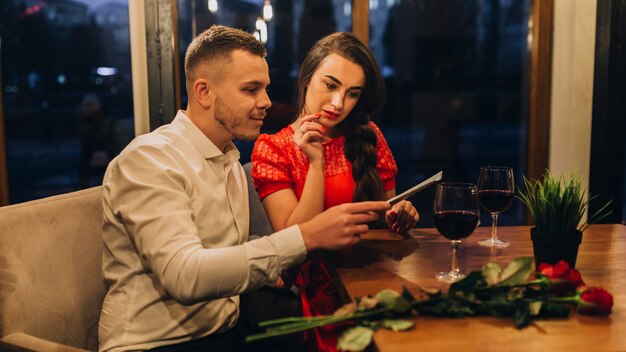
[0,0,134,203]
[371,0,530,226]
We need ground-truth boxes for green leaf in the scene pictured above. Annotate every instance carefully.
[482,262,502,286]
[529,301,543,316]
[514,303,531,328]
[498,257,534,286]
[375,289,400,302]
[483,301,516,317]
[334,302,357,316]
[539,302,570,318]
[336,326,374,352]
[357,295,378,311]
[506,287,526,301]
[382,319,414,331]
[416,297,478,317]
[402,286,417,304]
[375,289,412,313]
[449,271,486,296]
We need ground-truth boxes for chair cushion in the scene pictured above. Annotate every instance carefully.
[0,187,105,351]
[243,162,274,239]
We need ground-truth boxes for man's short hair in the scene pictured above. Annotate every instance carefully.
[184,25,266,86]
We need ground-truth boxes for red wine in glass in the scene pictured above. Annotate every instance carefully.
[478,189,514,214]
[433,182,480,283]
[477,166,514,248]
[434,210,480,240]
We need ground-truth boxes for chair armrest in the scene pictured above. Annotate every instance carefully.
[0,333,91,352]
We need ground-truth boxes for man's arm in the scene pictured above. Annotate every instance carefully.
[299,201,390,250]
[106,147,388,305]
[105,146,304,304]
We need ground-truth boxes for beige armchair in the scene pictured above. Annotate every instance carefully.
[0,165,274,351]
[0,187,105,351]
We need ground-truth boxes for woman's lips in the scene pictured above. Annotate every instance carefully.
[323,110,339,119]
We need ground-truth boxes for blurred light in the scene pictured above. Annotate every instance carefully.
[387,0,395,7]
[370,0,379,10]
[208,0,218,13]
[263,0,273,21]
[95,77,104,85]
[19,2,44,18]
[255,17,264,30]
[253,31,261,41]
[343,2,351,17]
[96,67,118,76]
[4,85,18,93]
[57,74,66,85]
[527,17,534,50]
[255,17,268,43]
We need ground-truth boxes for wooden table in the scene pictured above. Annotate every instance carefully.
[331,224,626,352]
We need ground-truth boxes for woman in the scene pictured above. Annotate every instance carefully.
[251,32,419,351]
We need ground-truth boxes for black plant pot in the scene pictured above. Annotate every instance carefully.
[530,227,582,269]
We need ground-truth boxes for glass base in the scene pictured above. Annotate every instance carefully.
[435,270,465,283]
[478,237,510,248]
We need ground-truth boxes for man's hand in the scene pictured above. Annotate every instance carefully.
[298,201,391,251]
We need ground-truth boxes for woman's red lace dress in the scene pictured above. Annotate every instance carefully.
[251,121,397,351]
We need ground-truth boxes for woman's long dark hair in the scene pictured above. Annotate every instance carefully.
[294,32,386,202]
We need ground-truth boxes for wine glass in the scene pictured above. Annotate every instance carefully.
[433,182,480,283]
[477,166,515,248]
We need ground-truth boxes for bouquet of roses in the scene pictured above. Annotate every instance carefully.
[246,257,613,351]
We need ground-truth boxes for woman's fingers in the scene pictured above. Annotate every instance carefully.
[294,115,325,149]
[292,114,325,162]
[389,200,419,234]
[297,114,325,138]
[296,113,321,129]
[299,124,325,137]
[385,209,397,225]
[399,206,419,233]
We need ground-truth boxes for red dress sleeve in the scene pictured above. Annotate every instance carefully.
[251,131,294,200]
[370,121,398,191]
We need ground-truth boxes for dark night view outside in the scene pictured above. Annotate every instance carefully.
[1,0,536,226]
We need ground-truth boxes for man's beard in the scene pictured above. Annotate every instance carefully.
[214,96,260,141]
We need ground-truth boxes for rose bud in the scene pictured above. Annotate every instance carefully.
[577,287,613,315]
[538,261,585,293]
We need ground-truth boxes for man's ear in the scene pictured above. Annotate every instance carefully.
[193,78,213,109]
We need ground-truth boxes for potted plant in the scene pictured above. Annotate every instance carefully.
[517,171,612,269]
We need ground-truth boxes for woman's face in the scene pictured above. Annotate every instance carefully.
[303,53,365,131]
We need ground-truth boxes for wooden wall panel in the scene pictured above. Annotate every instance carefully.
[528,0,554,182]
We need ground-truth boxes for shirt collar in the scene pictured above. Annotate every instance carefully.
[172,110,240,163]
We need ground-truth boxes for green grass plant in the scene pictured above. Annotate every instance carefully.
[517,171,612,236]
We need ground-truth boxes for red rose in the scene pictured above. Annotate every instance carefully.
[577,287,613,315]
[538,261,585,293]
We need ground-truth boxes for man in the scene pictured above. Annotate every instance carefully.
[98,25,389,351]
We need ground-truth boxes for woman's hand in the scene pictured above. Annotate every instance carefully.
[385,200,419,234]
[293,113,326,163]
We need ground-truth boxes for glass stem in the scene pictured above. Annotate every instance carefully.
[451,241,460,274]
[491,213,499,240]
